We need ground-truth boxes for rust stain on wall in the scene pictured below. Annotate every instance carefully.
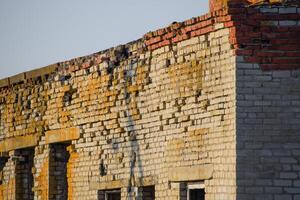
[0,179,15,200]
[167,61,202,98]
[67,148,79,200]
[166,128,209,166]
[36,159,49,200]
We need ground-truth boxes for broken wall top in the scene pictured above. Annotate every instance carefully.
[209,0,300,12]
[1,0,299,90]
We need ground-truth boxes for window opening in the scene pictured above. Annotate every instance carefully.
[49,143,71,200]
[187,182,205,200]
[15,148,34,200]
[98,189,121,200]
[138,185,155,200]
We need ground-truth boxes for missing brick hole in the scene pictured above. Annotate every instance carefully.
[45,74,49,80]
[113,60,121,67]
[14,93,19,103]
[85,68,91,75]
[0,97,6,104]
[99,159,107,176]
[63,75,72,81]
[135,91,139,97]
[196,89,202,96]
[107,63,115,74]
[25,100,31,110]
[166,59,171,67]
[125,92,131,100]
[63,88,77,106]
[30,76,43,85]
[146,77,152,85]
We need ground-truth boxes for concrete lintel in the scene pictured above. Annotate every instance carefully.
[0,152,9,157]
[9,73,25,85]
[0,78,9,88]
[45,127,80,144]
[89,179,126,190]
[26,64,58,79]
[89,176,157,190]
[135,176,157,187]
[168,164,213,182]
[0,134,39,152]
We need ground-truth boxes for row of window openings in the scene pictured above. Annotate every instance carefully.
[0,146,205,200]
[99,183,205,200]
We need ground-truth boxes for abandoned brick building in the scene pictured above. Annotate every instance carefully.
[0,0,300,199]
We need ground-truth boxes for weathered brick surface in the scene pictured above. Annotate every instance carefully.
[0,1,299,199]
[233,3,300,200]
[236,58,300,199]
[0,16,236,200]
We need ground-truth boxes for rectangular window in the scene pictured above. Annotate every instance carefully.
[138,185,155,200]
[187,182,205,200]
[15,148,34,200]
[49,143,70,200]
[98,189,121,200]
[0,156,8,185]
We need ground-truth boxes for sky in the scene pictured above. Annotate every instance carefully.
[0,0,209,79]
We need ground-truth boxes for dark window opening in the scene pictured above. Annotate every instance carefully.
[98,189,121,200]
[139,185,155,200]
[49,143,71,200]
[189,189,205,200]
[0,156,8,185]
[15,148,34,200]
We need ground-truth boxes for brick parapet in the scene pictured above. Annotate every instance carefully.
[0,1,299,199]
[0,5,237,198]
[0,39,144,90]
[1,1,299,90]
[0,8,231,89]
[228,5,300,70]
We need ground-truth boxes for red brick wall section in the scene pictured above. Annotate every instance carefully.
[143,2,300,71]
[228,6,300,70]
[143,9,231,51]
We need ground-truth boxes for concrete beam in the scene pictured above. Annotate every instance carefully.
[45,127,80,144]
[26,64,57,79]
[9,73,25,85]
[135,176,157,187]
[89,179,126,190]
[168,164,213,182]
[0,134,39,152]
[89,176,157,190]
[0,78,9,88]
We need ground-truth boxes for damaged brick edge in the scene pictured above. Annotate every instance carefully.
[0,39,144,89]
[0,64,58,88]
[0,4,230,90]
[0,127,80,153]
[1,1,298,89]
[0,134,39,153]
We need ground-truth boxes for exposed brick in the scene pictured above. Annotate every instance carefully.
[0,1,299,200]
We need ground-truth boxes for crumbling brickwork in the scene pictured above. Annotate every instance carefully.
[0,0,299,199]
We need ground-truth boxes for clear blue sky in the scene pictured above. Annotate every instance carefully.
[0,0,208,79]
